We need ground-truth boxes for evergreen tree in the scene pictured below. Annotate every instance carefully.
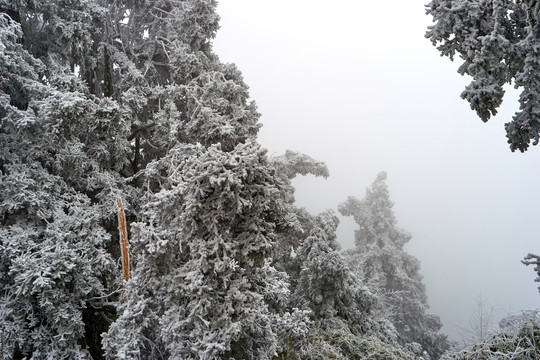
[0,1,307,358]
[288,209,411,359]
[293,210,377,331]
[425,0,540,152]
[269,150,330,292]
[103,142,305,359]
[339,172,449,359]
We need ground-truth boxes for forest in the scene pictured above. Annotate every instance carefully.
[1,0,540,359]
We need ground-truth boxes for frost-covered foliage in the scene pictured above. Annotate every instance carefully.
[103,142,304,359]
[0,5,121,358]
[293,211,377,333]
[522,253,540,292]
[442,311,540,359]
[0,0,309,359]
[339,172,449,359]
[425,0,540,152]
[272,150,329,205]
[272,150,329,181]
[305,318,416,360]
[269,151,330,300]
[267,155,408,359]
[290,211,417,359]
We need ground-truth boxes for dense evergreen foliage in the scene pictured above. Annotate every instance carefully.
[426,0,540,152]
[0,1,449,359]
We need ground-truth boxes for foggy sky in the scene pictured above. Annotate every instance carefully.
[212,0,540,340]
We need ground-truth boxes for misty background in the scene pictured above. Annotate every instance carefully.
[212,0,540,341]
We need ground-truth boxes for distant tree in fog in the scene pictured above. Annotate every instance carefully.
[455,294,496,350]
[339,172,449,359]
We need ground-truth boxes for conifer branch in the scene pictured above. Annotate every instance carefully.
[127,123,156,141]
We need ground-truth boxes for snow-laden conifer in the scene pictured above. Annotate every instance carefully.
[268,150,330,289]
[1,0,310,358]
[103,142,303,359]
[294,211,376,331]
[339,172,449,359]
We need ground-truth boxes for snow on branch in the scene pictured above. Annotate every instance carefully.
[522,253,540,292]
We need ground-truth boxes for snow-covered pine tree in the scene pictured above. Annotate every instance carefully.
[1,0,308,358]
[339,172,449,359]
[425,0,540,152]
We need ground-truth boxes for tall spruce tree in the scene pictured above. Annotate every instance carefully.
[339,172,449,359]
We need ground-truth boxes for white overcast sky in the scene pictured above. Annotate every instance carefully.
[212,0,540,340]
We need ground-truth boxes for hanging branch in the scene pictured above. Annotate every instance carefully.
[117,197,130,282]
[522,253,540,292]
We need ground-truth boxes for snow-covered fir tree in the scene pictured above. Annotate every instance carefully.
[426,0,540,152]
[0,1,308,358]
[339,172,449,359]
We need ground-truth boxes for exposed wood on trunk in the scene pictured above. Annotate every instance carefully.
[117,197,130,282]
